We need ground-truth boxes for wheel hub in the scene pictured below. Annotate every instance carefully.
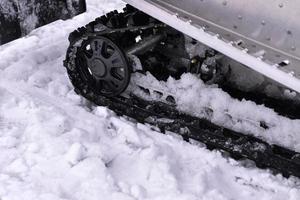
[89,58,107,78]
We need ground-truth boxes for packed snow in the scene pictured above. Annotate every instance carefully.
[0,0,300,200]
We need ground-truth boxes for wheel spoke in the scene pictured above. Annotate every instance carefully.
[91,40,104,57]
[111,66,123,70]
[90,40,97,52]
[101,41,108,56]
[108,51,121,64]
[106,80,118,91]
[109,75,123,86]
[94,79,103,89]
[111,69,124,80]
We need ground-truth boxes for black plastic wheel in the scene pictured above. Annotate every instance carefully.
[75,36,130,97]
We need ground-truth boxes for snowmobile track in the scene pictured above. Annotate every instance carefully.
[87,92,300,178]
[64,5,300,179]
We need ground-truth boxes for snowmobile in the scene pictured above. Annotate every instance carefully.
[2,0,300,178]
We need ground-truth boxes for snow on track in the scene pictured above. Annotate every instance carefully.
[0,0,300,200]
[131,72,300,152]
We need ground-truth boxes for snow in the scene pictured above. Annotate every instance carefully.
[131,72,300,152]
[0,0,300,200]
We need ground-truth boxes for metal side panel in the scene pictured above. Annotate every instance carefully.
[0,0,86,45]
[124,0,300,93]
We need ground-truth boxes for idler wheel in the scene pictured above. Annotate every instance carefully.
[77,36,130,97]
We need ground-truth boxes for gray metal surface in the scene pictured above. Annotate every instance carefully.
[124,0,300,92]
[150,0,300,75]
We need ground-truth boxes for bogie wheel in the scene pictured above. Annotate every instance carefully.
[67,36,131,97]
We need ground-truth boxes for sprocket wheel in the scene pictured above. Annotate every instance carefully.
[74,36,130,97]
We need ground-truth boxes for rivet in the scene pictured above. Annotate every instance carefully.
[261,20,266,26]
[279,3,284,8]
[238,15,243,20]
[291,46,296,51]
[222,1,227,6]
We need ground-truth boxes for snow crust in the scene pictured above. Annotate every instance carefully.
[0,0,300,199]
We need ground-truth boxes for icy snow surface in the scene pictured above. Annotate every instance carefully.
[0,0,300,199]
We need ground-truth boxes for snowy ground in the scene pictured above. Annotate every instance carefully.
[0,0,300,200]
